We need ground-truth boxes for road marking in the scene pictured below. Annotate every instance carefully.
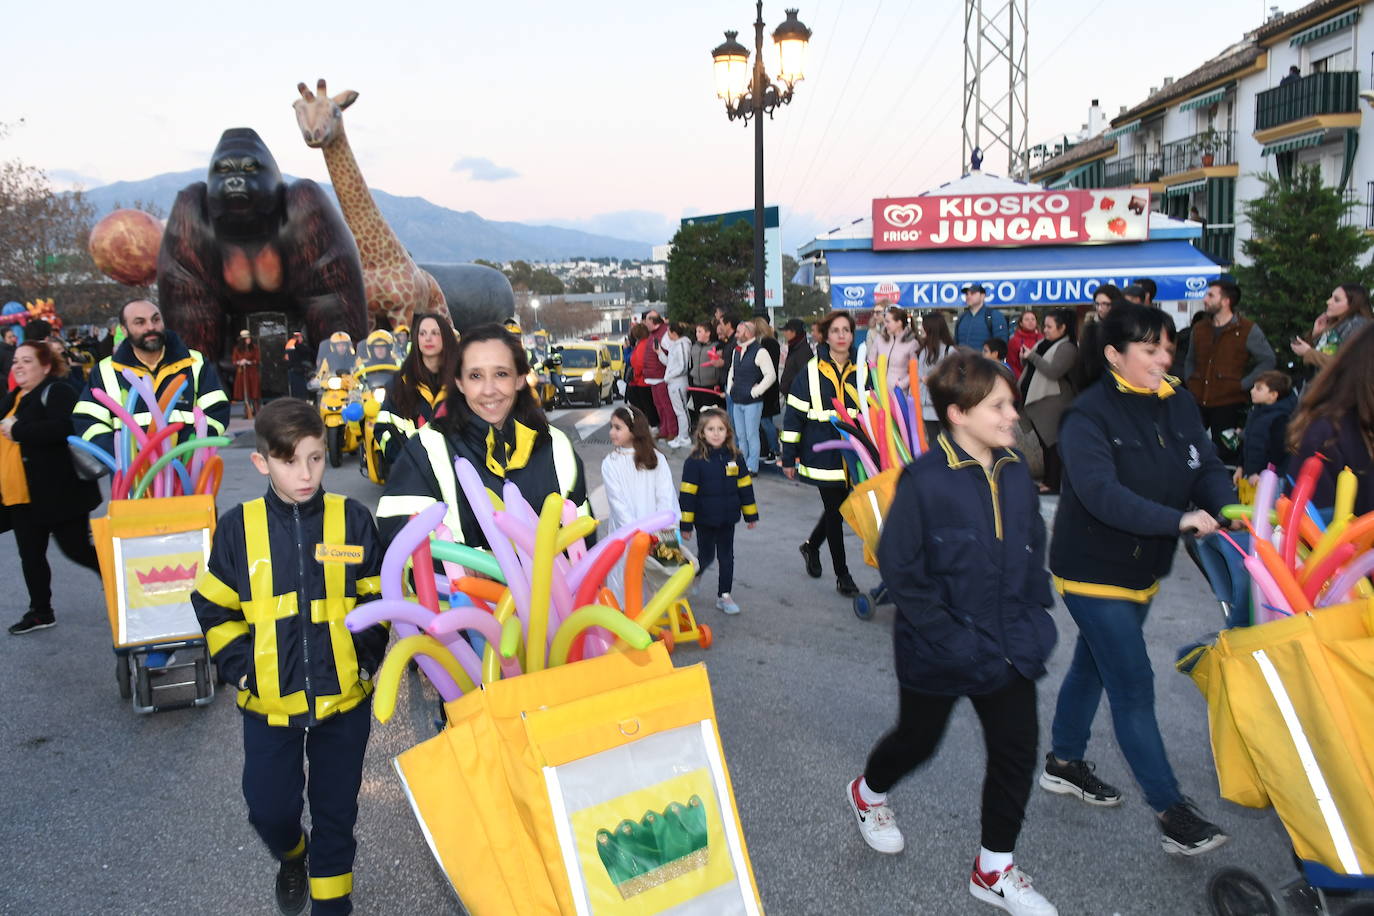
[573,407,614,440]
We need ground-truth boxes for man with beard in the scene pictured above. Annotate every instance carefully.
[73,299,230,462]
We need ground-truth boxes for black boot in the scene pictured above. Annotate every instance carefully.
[836,573,859,597]
[799,542,822,578]
[275,850,309,916]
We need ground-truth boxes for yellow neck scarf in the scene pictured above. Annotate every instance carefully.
[1111,370,1177,399]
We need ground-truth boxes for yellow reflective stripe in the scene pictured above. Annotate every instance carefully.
[735,475,753,488]
[198,389,229,406]
[417,427,467,542]
[376,494,437,519]
[1052,576,1159,604]
[205,619,248,657]
[98,358,121,397]
[780,430,801,443]
[680,481,699,494]
[681,511,695,522]
[240,498,307,721]
[284,834,306,859]
[310,873,353,900]
[356,574,381,596]
[72,400,109,419]
[798,464,846,481]
[786,393,811,411]
[195,571,240,609]
[742,503,758,515]
[314,494,362,717]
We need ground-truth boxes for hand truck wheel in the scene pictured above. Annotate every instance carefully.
[1206,867,1280,916]
[116,653,132,700]
[853,593,875,620]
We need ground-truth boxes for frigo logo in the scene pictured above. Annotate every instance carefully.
[882,203,923,227]
[1185,276,1208,292]
[843,286,867,300]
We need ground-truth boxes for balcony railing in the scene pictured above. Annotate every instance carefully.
[1255,71,1359,132]
[1199,226,1235,265]
[1103,152,1165,187]
[1160,130,1236,176]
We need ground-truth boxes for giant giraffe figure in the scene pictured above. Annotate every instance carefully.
[293,78,448,331]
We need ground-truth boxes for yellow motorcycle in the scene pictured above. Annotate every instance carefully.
[353,330,400,485]
[355,360,399,484]
[316,333,362,467]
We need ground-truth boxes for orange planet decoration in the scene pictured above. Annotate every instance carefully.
[89,209,163,286]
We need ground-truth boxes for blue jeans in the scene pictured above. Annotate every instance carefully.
[731,400,763,474]
[1050,593,1183,812]
[760,413,780,456]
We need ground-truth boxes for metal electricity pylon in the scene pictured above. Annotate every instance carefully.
[962,0,1029,178]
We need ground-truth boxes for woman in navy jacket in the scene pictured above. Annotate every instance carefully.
[1042,305,1234,857]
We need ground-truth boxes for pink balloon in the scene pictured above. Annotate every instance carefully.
[455,458,532,635]
[1318,549,1374,607]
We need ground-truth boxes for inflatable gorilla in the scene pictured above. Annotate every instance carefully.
[157,128,368,359]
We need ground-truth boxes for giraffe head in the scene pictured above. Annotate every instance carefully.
[293,78,358,149]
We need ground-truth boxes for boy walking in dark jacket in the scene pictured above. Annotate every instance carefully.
[1237,370,1296,485]
[193,399,389,916]
[845,352,1059,916]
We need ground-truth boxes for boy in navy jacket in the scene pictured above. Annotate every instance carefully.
[193,399,388,916]
[845,352,1059,916]
[1238,370,1296,484]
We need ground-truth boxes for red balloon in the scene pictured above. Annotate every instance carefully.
[89,209,163,286]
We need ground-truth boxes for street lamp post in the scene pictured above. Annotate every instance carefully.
[530,297,541,332]
[711,4,811,319]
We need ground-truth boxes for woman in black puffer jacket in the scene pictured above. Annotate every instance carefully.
[3,342,102,635]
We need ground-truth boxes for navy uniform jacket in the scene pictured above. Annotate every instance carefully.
[192,487,388,728]
[72,330,230,457]
[877,434,1055,696]
[1051,374,1234,591]
[678,446,759,532]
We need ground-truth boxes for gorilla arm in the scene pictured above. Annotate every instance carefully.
[281,179,368,347]
[157,183,224,358]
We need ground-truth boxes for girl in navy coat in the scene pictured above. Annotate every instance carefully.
[846,352,1059,916]
[679,407,759,616]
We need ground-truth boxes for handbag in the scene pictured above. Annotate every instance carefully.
[46,385,109,480]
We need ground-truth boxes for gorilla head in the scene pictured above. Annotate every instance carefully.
[206,128,285,234]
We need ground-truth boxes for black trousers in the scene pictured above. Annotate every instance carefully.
[242,700,372,915]
[11,506,99,610]
[627,385,659,427]
[1200,402,1246,465]
[806,485,850,577]
[864,676,1039,853]
[693,522,736,596]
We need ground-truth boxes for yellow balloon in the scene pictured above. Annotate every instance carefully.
[549,605,653,667]
[556,516,597,554]
[631,564,695,632]
[373,634,476,724]
[526,493,564,673]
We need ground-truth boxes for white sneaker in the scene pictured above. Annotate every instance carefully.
[845,777,904,854]
[715,594,740,615]
[969,863,1058,916]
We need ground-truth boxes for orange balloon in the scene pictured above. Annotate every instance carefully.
[89,209,163,286]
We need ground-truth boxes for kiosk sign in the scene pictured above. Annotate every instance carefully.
[873,189,1151,250]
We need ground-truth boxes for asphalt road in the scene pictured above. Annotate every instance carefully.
[0,404,1332,915]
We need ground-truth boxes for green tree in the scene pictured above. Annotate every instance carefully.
[781,254,831,320]
[569,277,596,294]
[528,268,565,296]
[665,219,751,323]
[1234,166,1374,363]
[644,280,658,302]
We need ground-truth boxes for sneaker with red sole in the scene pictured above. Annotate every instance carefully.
[845,777,904,854]
[969,861,1058,916]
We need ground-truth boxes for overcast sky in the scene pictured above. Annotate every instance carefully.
[7,0,1267,252]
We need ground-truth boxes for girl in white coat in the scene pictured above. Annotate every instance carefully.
[601,406,678,601]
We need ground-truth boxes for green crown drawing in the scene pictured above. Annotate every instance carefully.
[595,794,710,899]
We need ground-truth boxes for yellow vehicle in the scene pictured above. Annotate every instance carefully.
[602,340,625,381]
[316,333,362,467]
[555,341,615,406]
[354,330,401,484]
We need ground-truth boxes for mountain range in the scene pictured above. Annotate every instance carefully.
[77,170,654,263]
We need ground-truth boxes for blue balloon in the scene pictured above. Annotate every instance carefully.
[2,302,24,315]
[342,402,364,423]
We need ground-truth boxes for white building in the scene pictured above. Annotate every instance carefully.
[1032,0,1369,269]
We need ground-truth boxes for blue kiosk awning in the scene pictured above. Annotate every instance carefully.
[828,240,1221,309]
